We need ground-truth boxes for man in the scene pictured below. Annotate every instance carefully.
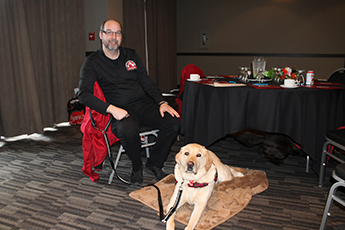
[78,19,180,184]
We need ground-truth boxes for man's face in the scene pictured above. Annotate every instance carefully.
[100,20,122,52]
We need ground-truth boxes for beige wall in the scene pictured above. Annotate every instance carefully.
[84,0,122,52]
[176,0,345,81]
[108,0,123,26]
[84,1,345,81]
[84,0,107,52]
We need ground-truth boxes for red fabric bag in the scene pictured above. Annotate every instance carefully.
[80,82,119,182]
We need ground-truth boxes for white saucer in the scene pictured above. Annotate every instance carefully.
[280,84,299,89]
[187,79,202,82]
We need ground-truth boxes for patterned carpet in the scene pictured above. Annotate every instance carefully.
[0,125,345,230]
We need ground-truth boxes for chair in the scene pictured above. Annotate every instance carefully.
[80,81,159,184]
[107,125,159,184]
[176,64,205,115]
[327,68,345,85]
[319,163,345,230]
[319,128,345,187]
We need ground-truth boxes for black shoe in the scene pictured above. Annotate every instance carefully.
[145,163,168,181]
[131,168,143,184]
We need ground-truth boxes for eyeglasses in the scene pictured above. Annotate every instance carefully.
[102,30,122,36]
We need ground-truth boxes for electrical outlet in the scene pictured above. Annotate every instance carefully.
[199,30,209,49]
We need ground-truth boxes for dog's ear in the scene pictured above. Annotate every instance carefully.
[175,149,182,165]
[204,148,214,172]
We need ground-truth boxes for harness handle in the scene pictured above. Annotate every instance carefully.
[161,182,184,223]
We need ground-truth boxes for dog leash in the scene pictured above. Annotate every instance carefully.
[146,182,184,223]
[161,182,184,223]
[147,184,165,220]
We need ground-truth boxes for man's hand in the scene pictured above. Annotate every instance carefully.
[159,103,180,118]
[106,104,129,120]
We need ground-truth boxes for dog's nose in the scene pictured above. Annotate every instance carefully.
[187,161,194,170]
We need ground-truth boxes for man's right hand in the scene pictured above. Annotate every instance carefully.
[106,104,129,120]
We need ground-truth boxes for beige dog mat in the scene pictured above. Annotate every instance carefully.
[129,169,268,230]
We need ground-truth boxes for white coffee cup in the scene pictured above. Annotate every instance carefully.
[190,74,200,81]
[284,79,298,87]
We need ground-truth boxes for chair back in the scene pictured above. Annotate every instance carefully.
[176,64,205,115]
[327,68,345,85]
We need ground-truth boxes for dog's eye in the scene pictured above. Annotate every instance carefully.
[197,153,202,157]
[184,152,189,156]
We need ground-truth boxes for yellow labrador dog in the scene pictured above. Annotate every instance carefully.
[165,143,247,230]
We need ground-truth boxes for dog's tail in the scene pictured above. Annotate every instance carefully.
[231,166,248,175]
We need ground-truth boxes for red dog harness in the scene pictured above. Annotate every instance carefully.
[186,171,218,188]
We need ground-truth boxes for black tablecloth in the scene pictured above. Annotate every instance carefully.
[181,81,345,174]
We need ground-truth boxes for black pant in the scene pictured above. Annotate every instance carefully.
[111,98,180,171]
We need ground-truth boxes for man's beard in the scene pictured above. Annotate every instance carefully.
[103,39,121,51]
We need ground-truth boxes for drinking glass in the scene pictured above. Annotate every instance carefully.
[256,69,265,85]
[252,57,266,79]
[296,70,305,85]
[275,68,283,83]
[238,67,245,80]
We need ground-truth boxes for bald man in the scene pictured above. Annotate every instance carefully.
[79,19,180,184]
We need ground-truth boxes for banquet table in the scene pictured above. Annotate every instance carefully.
[180,76,345,174]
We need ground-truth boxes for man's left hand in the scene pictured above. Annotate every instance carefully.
[159,103,180,118]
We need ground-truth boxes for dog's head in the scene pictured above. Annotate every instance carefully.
[175,143,213,175]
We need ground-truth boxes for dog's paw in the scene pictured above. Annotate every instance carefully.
[166,221,175,230]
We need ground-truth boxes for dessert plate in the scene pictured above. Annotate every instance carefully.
[187,79,202,82]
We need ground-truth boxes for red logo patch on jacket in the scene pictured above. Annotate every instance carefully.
[125,60,137,71]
